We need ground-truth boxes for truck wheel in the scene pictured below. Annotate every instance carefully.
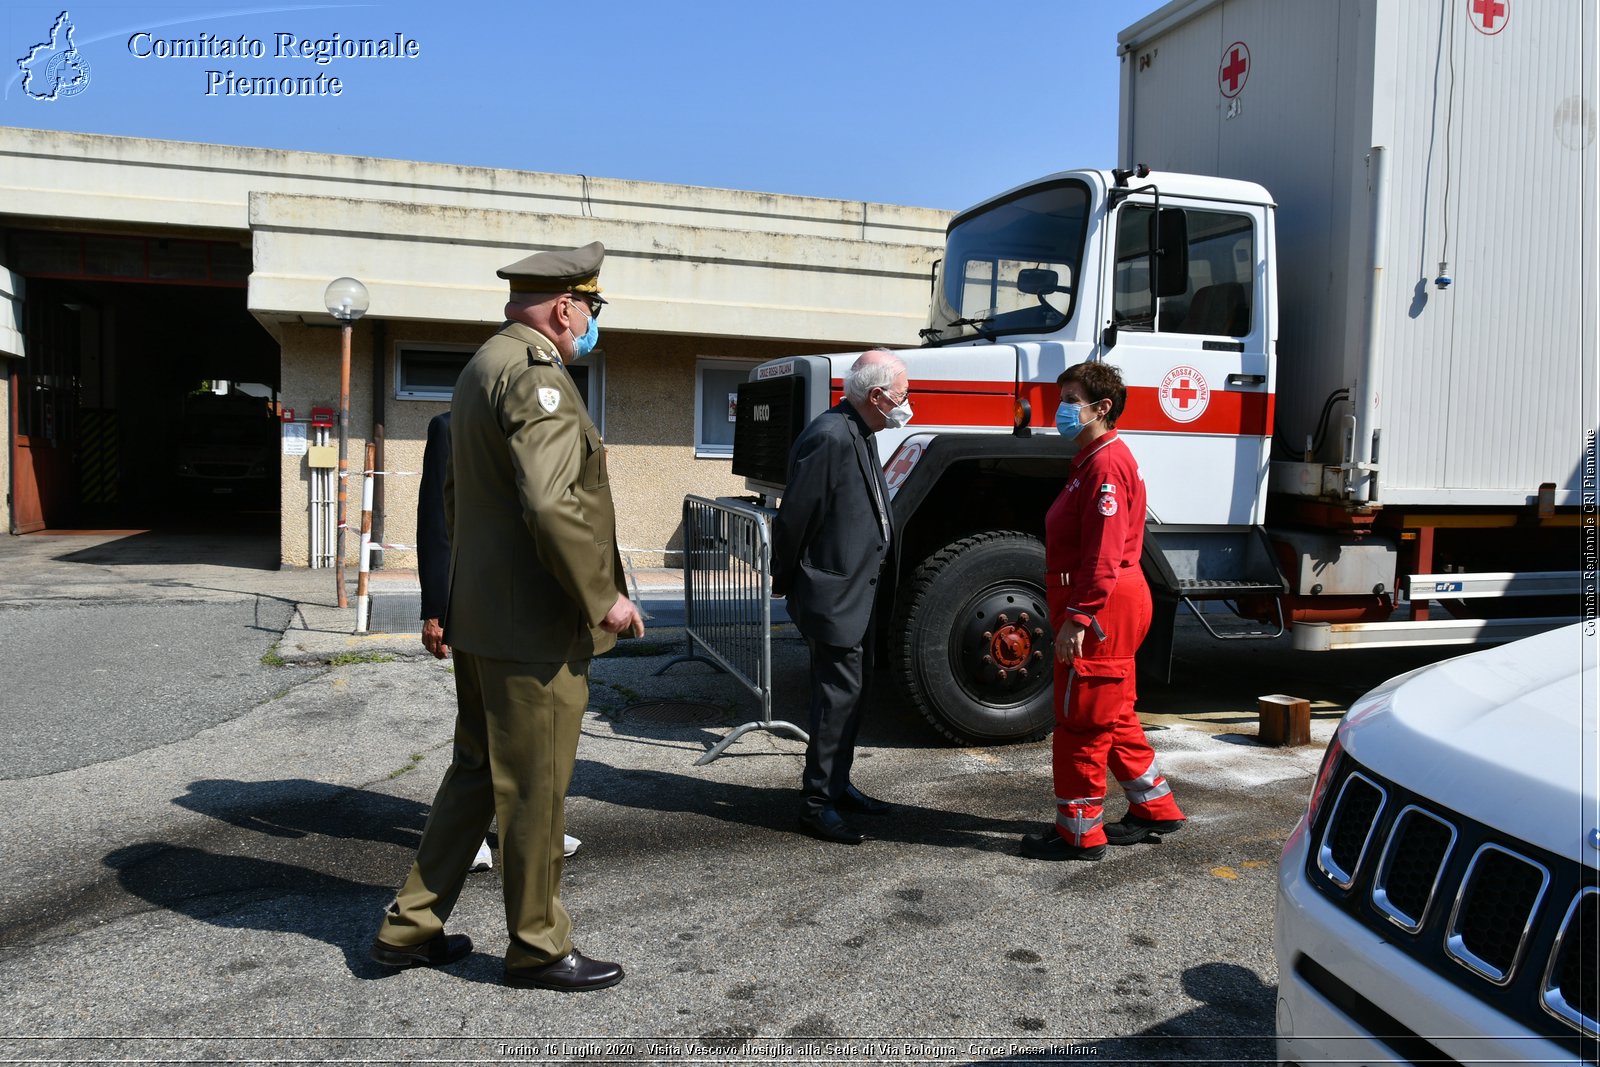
[890,531,1053,744]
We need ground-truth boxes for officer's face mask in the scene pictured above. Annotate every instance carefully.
[569,300,599,361]
[1055,398,1101,438]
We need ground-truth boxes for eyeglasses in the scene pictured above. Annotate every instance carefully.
[570,294,602,320]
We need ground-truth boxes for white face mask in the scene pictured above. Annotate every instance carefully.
[877,387,913,429]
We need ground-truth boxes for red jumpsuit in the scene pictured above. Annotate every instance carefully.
[1044,430,1184,846]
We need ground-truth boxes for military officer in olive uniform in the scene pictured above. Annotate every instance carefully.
[370,242,644,992]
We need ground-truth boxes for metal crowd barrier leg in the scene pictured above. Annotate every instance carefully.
[657,495,808,764]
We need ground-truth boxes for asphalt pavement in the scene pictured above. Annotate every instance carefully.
[0,528,1461,1065]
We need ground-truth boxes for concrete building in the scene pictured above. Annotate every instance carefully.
[0,127,949,567]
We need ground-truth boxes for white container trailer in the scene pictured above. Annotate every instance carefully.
[1116,0,1595,649]
[1119,0,1595,508]
[1120,0,1593,508]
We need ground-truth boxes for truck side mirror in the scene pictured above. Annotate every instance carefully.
[1155,209,1189,298]
[1016,268,1062,296]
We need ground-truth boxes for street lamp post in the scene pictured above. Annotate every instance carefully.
[324,277,369,609]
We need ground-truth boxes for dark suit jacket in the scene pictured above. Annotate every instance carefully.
[417,411,451,622]
[771,399,892,648]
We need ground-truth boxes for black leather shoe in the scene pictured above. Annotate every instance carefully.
[504,949,624,992]
[1019,831,1105,862]
[798,808,866,845]
[1103,815,1186,846]
[369,932,473,968]
[838,784,893,816]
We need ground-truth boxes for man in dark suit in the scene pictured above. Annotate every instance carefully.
[371,242,642,991]
[772,349,910,845]
[416,411,579,869]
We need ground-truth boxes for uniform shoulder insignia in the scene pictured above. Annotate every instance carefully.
[1099,483,1117,494]
[1097,492,1118,516]
[538,386,560,413]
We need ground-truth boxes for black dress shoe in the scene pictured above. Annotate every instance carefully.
[798,808,865,845]
[503,949,624,992]
[838,784,893,816]
[1103,815,1186,846]
[369,932,473,968]
[1019,830,1105,862]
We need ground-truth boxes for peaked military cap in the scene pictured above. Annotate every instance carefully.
[497,241,606,301]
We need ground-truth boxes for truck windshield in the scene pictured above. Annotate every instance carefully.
[923,180,1090,344]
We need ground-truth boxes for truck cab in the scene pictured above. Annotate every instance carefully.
[733,168,1288,745]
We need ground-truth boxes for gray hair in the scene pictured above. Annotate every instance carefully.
[843,348,904,404]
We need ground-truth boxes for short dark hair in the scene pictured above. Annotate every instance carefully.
[1057,361,1127,426]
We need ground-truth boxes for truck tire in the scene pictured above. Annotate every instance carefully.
[890,531,1053,744]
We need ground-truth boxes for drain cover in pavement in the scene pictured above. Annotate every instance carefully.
[619,701,724,726]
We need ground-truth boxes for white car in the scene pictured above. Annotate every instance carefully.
[1275,623,1598,1065]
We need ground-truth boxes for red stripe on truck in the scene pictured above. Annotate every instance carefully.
[829,379,1272,436]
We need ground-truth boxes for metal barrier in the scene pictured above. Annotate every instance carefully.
[657,495,808,764]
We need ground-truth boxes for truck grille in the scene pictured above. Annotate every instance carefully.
[1308,754,1599,1054]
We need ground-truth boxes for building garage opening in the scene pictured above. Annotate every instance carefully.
[7,230,279,538]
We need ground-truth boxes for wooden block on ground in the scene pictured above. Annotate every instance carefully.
[1258,693,1311,746]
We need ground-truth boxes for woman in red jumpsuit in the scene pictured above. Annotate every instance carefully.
[1021,362,1186,861]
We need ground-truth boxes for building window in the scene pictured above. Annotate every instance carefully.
[396,342,605,431]
[695,357,758,458]
[396,344,473,401]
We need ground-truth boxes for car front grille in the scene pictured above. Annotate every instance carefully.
[1307,754,1598,1055]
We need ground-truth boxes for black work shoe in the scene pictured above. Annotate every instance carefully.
[1103,815,1187,846]
[798,808,866,845]
[1019,831,1106,862]
[369,932,473,969]
[504,949,624,992]
[838,784,893,816]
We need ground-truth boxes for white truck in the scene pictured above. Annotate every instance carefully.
[727,0,1594,744]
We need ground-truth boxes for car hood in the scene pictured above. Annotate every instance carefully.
[1341,623,1598,866]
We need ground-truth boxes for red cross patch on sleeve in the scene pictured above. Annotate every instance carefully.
[1098,493,1117,516]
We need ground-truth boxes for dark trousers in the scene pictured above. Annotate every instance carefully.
[801,632,874,814]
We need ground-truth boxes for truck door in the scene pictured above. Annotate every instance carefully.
[1099,198,1273,525]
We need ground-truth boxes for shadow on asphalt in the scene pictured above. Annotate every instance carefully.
[101,778,440,980]
[51,528,279,570]
[102,840,408,980]
[569,758,1040,855]
[172,778,428,847]
[988,961,1274,1063]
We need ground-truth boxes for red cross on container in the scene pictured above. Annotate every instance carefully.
[1219,41,1250,99]
[1470,0,1508,35]
[1170,379,1199,408]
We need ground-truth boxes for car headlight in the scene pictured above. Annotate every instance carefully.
[1304,730,1345,827]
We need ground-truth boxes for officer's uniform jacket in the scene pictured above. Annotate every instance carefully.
[443,320,625,663]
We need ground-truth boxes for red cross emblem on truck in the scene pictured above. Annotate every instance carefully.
[1470,0,1508,35]
[1159,365,1211,424]
[1219,42,1250,98]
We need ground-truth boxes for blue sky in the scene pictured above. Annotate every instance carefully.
[3,1,1172,211]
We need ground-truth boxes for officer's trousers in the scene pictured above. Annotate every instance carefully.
[378,650,588,973]
[1047,570,1184,846]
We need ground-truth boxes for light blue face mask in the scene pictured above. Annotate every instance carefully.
[1056,400,1092,438]
[571,315,599,360]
